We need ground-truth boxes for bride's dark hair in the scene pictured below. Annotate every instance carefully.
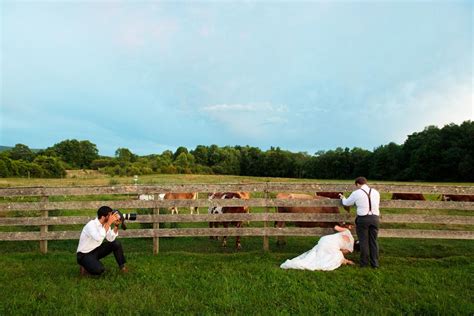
[338,222,353,229]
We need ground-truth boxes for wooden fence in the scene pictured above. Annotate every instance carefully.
[0,183,473,254]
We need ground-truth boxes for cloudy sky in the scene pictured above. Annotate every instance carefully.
[1,1,472,156]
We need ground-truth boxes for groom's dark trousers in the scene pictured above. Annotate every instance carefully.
[355,215,379,268]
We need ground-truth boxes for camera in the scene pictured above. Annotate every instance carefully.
[112,210,137,230]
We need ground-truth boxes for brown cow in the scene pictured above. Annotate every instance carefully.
[391,193,425,200]
[275,193,341,245]
[316,192,351,212]
[441,194,474,202]
[208,192,249,249]
[315,192,341,199]
[159,192,199,215]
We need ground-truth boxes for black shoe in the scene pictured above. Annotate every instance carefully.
[79,265,90,276]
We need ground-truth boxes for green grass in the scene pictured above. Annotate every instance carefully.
[0,173,333,187]
[2,172,473,188]
[0,237,473,315]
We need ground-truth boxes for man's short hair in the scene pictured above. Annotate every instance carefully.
[97,206,113,219]
[355,177,368,185]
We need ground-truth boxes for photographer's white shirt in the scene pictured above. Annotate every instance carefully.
[76,218,118,253]
[341,184,380,216]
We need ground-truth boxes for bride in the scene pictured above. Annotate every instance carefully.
[280,225,355,271]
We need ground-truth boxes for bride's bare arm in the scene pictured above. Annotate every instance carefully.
[342,258,355,265]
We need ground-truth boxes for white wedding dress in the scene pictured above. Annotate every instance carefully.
[280,230,354,271]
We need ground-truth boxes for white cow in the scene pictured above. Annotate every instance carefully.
[138,194,155,201]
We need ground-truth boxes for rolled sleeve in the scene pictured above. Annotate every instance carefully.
[342,192,358,207]
[106,229,118,242]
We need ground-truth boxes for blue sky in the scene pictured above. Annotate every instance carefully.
[1,1,472,156]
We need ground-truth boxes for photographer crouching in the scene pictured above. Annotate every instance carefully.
[77,206,128,276]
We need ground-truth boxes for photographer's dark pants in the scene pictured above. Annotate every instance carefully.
[77,240,126,275]
[355,215,379,268]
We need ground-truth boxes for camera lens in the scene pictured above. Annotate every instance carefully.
[123,213,137,220]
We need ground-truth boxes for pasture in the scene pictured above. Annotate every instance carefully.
[0,174,473,315]
[1,237,473,315]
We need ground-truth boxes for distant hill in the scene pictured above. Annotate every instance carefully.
[0,145,42,153]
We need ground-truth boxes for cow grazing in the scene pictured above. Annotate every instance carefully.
[158,192,199,215]
[391,193,426,200]
[441,194,474,202]
[316,192,351,212]
[275,193,341,245]
[208,192,250,249]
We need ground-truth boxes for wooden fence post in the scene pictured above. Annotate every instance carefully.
[263,190,270,252]
[40,196,48,254]
[153,207,159,255]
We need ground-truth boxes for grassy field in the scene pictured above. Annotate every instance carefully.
[0,174,473,315]
[2,172,473,187]
[0,173,318,187]
[0,237,473,315]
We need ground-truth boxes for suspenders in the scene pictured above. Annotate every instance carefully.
[360,188,373,215]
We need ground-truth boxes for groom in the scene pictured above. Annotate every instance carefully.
[339,177,381,268]
[76,206,128,275]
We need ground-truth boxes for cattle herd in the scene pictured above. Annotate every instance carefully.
[138,191,474,249]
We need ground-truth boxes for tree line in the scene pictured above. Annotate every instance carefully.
[1,121,472,182]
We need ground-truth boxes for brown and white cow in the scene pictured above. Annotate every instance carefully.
[158,192,199,215]
[316,192,351,212]
[441,194,474,202]
[208,192,250,249]
[275,193,341,245]
[391,193,425,200]
[208,192,250,216]
[207,192,226,239]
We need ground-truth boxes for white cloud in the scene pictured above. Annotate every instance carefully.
[367,73,473,143]
[200,102,288,138]
[262,116,288,125]
[202,103,287,113]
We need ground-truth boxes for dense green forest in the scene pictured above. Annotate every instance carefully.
[1,121,472,182]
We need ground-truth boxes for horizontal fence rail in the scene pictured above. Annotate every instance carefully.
[0,183,473,253]
[1,199,474,212]
[1,228,473,241]
[1,183,474,197]
[1,213,474,226]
